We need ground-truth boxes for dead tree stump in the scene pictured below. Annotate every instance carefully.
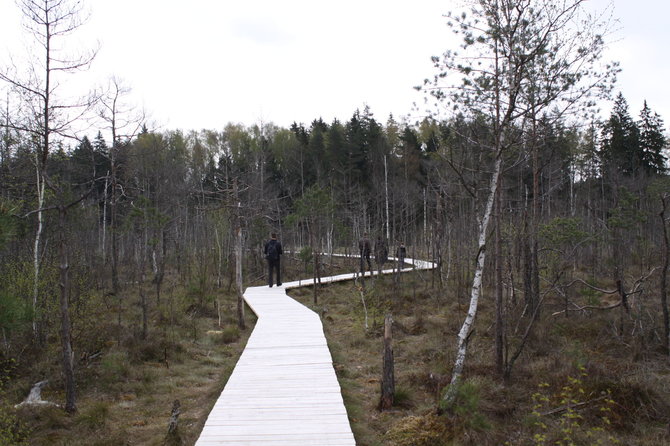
[164,399,182,445]
[380,314,395,410]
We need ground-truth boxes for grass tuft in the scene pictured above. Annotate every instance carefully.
[75,401,110,431]
[384,414,450,446]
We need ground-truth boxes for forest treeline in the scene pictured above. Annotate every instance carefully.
[2,90,668,359]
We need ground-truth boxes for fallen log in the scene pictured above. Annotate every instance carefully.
[14,380,58,409]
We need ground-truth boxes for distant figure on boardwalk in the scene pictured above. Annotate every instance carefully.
[396,242,406,271]
[264,233,283,287]
[395,242,407,281]
[375,236,388,272]
[358,232,372,276]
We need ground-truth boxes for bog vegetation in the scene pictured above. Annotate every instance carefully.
[1,0,669,445]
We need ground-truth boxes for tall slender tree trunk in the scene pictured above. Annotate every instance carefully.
[139,229,148,340]
[494,170,504,375]
[235,223,244,330]
[234,180,245,330]
[444,156,502,404]
[34,15,52,343]
[32,164,45,342]
[529,141,540,314]
[58,205,76,413]
[384,155,390,241]
[215,226,223,289]
[111,147,122,346]
[531,117,540,317]
[380,314,394,410]
[102,174,108,264]
[311,224,319,305]
[660,196,670,354]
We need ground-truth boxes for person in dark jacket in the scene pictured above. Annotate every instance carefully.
[358,232,372,276]
[395,241,407,281]
[396,242,406,270]
[264,233,283,287]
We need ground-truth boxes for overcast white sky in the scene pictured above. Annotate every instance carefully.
[1,0,669,134]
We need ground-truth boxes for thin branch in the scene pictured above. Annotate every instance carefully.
[540,395,608,417]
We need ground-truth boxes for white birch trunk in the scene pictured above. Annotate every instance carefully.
[102,174,108,262]
[214,225,222,326]
[235,223,244,328]
[443,156,502,404]
[32,162,45,338]
[423,188,428,251]
[384,155,390,241]
[215,226,222,289]
[235,184,245,330]
[446,225,452,283]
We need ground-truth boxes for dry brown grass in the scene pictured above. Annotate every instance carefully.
[9,257,670,445]
[8,283,255,446]
[290,270,670,446]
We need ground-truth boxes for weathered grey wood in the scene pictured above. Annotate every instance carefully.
[380,314,394,411]
[196,255,434,445]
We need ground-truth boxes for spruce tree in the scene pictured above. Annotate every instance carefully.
[600,93,642,176]
[638,100,667,175]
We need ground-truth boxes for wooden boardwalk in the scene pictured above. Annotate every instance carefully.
[196,255,434,445]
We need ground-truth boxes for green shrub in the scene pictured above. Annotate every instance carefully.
[440,380,490,431]
[528,367,621,446]
[0,286,32,338]
[207,326,240,345]
[220,326,240,344]
[393,387,414,409]
[0,360,28,445]
[0,373,28,445]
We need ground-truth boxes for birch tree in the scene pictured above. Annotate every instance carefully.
[421,0,616,404]
[98,77,144,298]
[0,0,97,343]
[1,0,99,413]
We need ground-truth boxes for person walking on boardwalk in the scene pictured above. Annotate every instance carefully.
[396,242,406,271]
[264,233,283,287]
[358,232,372,276]
[395,241,407,282]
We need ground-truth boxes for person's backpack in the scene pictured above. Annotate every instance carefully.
[267,240,280,260]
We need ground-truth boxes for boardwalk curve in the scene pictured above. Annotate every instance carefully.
[196,255,435,445]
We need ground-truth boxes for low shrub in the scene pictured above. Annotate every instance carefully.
[385,414,450,446]
[100,351,131,382]
[75,401,110,431]
[440,380,491,432]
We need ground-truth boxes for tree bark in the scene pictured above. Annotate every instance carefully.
[443,156,502,404]
[164,399,181,445]
[380,314,395,411]
[139,238,148,340]
[32,164,45,342]
[530,109,540,317]
[234,180,245,330]
[660,196,670,354]
[111,144,122,346]
[312,227,318,305]
[494,170,504,375]
[58,206,76,413]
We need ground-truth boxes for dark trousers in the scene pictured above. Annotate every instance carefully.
[268,258,281,286]
[360,253,372,275]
